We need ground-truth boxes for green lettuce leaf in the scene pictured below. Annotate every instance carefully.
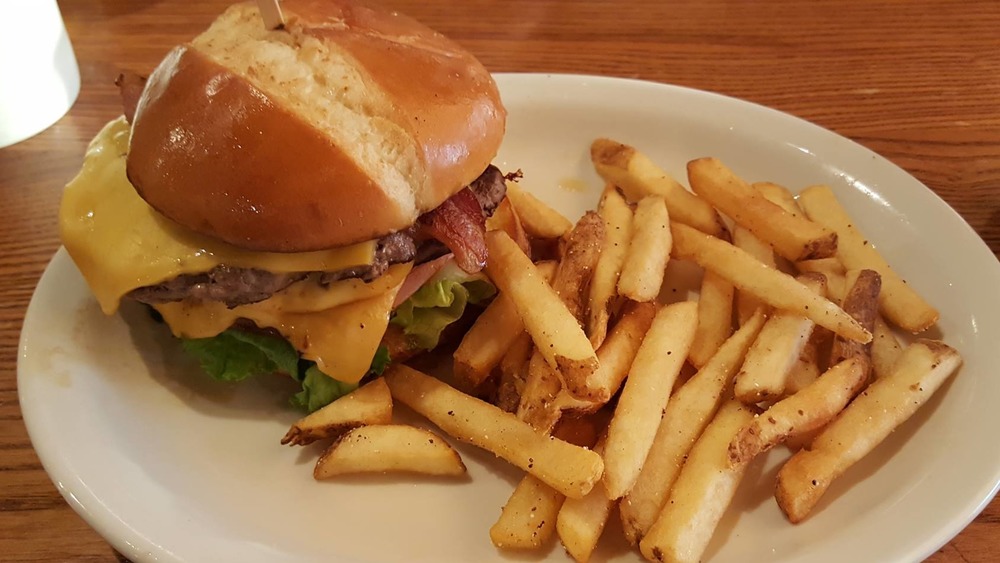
[181,328,390,413]
[390,264,496,350]
[181,329,299,383]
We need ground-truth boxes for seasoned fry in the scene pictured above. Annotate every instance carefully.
[517,350,565,433]
[784,333,822,396]
[688,270,735,369]
[313,425,465,478]
[603,301,698,499]
[590,138,724,236]
[618,196,671,303]
[798,184,939,332]
[496,332,533,413]
[385,365,604,498]
[640,401,757,563]
[776,340,962,522]
[552,211,605,321]
[871,315,904,379]
[575,300,657,402]
[752,181,801,215]
[796,258,847,302]
[829,269,882,367]
[282,379,392,446]
[671,222,872,344]
[732,226,776,325]
[588,187,634,347]
[485,231,599,386]
[619,311,766,545]
[734,273,826,404]
[453,291,525,388]
[729,357,868,466]
[486,197,532,255]
[505,182,574,239]
[688,158,838,261]
[557,437,612,563]
[491,474,565,550]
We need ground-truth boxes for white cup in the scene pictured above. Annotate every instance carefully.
[0,0,81,148]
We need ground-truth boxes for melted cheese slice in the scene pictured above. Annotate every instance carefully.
[154,263,411,383]
[59,117,376,314]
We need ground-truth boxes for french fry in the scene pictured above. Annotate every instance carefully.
[797,184,940,332]
[453,292,526,388]
[496,332,533,413]
[281,379,392,446]
[688,270,735,369]
[552,211,605,320]
[618,196,671,302]
[784,334,822,396]
[575,300,657,402]
[619,311,766,545]
[385,365,604,498]
[688,158,838,261]
[732,226,776,325]
[639,400,757,563]
[505,182,574,239]
[671,222,872,344]
[517,350,565,433]
[603,301,698,499]
[733,273,826,404]
[557,437,612,563]
[491,474,565,549]
[588,187,634,347]
[486,197,532,255]
[796,258,847,302]
[590,138,724,236]
[829,269,882,368]
[775,340,962,522]
[728,356,868,466]
[313,425,465,478]
[485,231,599,387]
[871,315,904,379]
[753,181,801,215]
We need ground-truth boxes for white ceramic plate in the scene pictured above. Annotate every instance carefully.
[19,74,1000,563]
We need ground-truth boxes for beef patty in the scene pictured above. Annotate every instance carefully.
[128,166,507,307]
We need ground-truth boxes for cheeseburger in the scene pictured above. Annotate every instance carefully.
[59,0,508,411]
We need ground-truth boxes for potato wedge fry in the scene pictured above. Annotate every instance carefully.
[282,379,392,446]
[753,181,801,215]
[619,310,766,545]
[732,225,776,325]
[552,211,605,330]
[485,231,599,386]
[557,437,612,563]
[871,314,904,380]
[385,365,604,498]
[505,182,574,239]
[496,332,534,413]
[576,300,657,402]
[491,474,565,550]
[588,187,634,347]
[797,185,939,332]
[671,222,872,344]
[640,401,757,563]
[733,273,826,404]
[603,301,698,499]
[829,269,882,367]
[517,350,565,433]
[688,270,735,369]
[590,139,724,236]
[729,357,868,466]
[453,292,526,388]
[487,197,532,255]
[618,196,671,302]
[313,425,465,478]
[688,158,837,261]
[775,340,962,522]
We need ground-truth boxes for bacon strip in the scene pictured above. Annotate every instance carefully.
[419,188,488,274]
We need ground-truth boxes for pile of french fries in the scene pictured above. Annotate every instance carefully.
[282,139,962,563]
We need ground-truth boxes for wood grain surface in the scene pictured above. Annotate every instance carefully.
[1,1,997,561]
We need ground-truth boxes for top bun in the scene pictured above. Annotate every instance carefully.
[126,0,506,252]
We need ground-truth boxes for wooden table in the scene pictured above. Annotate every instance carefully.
[1,1,997,561]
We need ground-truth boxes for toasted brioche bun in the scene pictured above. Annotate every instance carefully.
[127,0,506,252]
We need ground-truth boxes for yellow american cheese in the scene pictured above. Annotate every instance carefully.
[59,117,376,315]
